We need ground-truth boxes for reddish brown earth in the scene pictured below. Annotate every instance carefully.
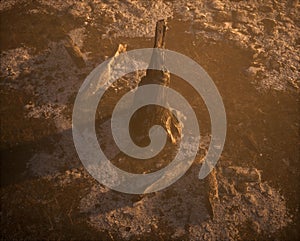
[1,0,299,240]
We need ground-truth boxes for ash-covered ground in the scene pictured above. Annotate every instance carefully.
[0,0,299,240]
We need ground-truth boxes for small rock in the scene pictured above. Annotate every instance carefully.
[248,13,257,21]
[246,66,261,77]
[257,208,268,217]
[270,59,281,71]
[248,25,261,36]
[68,8,80,18]
[225,166,261,183]
[243,193,257,205]
[210,0,224,11]
[19,68,31,78]
[228,184,238,196]
[251,221,261,233]
[204,223,212,232]
[235,182,248,193]
[73,172,81,179]
[24,102,35,109]
[261,18,276,34]
[232,10,248,23]
[266,186,273,196]
[289,65,296,72]
[213,11,232,22]
[287,78,299,89]
[259,5,273,13]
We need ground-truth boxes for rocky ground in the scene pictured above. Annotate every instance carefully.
[1,0,299,240]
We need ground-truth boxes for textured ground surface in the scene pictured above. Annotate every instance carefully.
[1,0,299,240]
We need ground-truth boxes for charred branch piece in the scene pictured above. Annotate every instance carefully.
[64,35,86,68]
[205,168,220,219]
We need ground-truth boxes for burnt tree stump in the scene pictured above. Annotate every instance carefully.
[130,19,181,146]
